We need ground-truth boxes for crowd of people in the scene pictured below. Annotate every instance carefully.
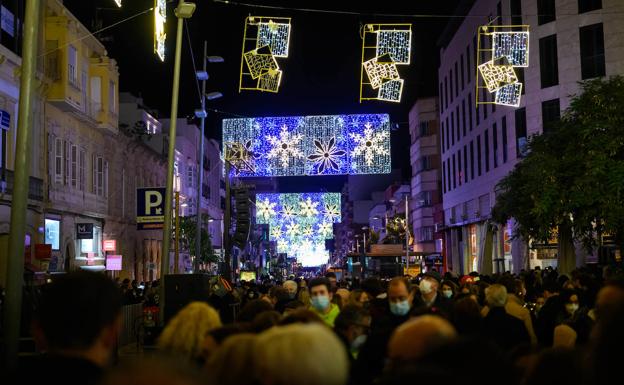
[7,264,624,385]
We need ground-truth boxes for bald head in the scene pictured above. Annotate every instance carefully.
[388,315,457,362]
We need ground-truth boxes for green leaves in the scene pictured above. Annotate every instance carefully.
[179,215,218,264]
[493,76,624,252]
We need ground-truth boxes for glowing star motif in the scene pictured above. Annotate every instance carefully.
[302,225,314,238]
[307,138,347,174]
[271,226,284,239]
[266,124,304,167]
[300,197,319,217]
[323,203,341,221]
[281,204,297,220]
[350,123,390,166]
[277,239,288,252]
[286,222,300,238]
[318,222,333,238]
[257,198,277,221]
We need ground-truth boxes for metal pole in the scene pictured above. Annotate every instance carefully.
[3,0,40,367]
[195,41,207,273]
[160,1,188,324]
[405,194,409,275]
[174,191,180,273]
[223,161,231,280]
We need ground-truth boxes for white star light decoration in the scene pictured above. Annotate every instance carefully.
[350,123,390,166]
[257,198,277,221]
[255,193,341,265]
[222,114,391,177]
[476,25,530,108]
[360,24,412,103]
[266,124,304,168]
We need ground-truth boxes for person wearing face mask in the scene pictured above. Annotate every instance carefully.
[441,281,458,300]
[308,277,340,327]
[334,305,372,361]
[412,272,453,317]
[282,280,298,300]
[556,290,594,345]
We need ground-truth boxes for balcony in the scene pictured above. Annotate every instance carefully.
[0,169,44,201]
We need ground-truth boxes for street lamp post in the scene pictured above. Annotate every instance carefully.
[160,0,195,326]
[193,40,223,273]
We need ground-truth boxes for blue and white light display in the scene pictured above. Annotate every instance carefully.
[256,193,341,266]
[223,114,391,177]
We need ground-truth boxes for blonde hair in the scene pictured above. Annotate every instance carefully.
[206,334,257,385]
[157,301,222,362]
[254,323,348,385]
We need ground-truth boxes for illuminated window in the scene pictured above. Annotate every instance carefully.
[45,219,60,250]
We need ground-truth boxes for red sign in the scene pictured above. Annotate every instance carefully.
[103,239,117,252]
[106,255,122,271]
[35,244,52,260]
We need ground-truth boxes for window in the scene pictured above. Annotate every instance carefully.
[540,35,559,88]
[502,117,508,163]
[511,0,522,25]
[55,138,63,184]
[483,92,488,120]
[68,45,78,86]
[418,226,435,242]
[580,23,606,79]
[415,191,432,207]
[470,140,475,180]
[537,0,556,25]
[468,93,473,131]
[441,121,445,152]
[466,45,471,83]
[578,0,602,13]
[444,77,449,109]
[455,62,459,97]
[109,81,116,114]
[94,155,104,196]
[517,68,526,94]
[452,153,457,189]
[439,83,444,113]
[446,118,450,150]
[442,161,446,193]
[71,144,77,188]
[515,107,528,158]
[64,140,70,185]
[81,226,101,256]
[485,129,490,173]
[476,102,480,125]
[456,106,460,141]
[187,165,195,188]
[493,123,498,168]
[91,76,102,111]
[45,218,60,250]
[460,54,465,90]
[79,149,86,191]
[447,158,452,191]
[457,149,462,186]
[419,121,433,137]
[477,135,481,176]
[473,35,477,81]
[462,100,466,136]
[542,98,561,132]
[450,69,454,103]
[463,145,468,183]
[451,112,455,146]
[497,2,502,24]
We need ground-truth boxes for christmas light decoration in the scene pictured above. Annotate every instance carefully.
[476,24,530,108]
[239,16,291,93]
[256,193,341,266]
[223,114,391,177]
[154,0,166,61]
[114,0,122,7]
[360,24,411,103]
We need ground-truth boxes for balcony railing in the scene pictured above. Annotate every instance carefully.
[0,168,44,201]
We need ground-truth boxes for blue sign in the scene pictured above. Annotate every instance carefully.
[0,109,10,130]
[137,187,166,230]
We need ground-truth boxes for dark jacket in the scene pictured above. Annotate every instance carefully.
[483,306,530,352]
[412,292,453,318]
[12,354,104,385]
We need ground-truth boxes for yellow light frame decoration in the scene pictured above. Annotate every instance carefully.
[476,24,530,108]
[239,16,291,93]
[360,23,412,103]
[154,0,166,61]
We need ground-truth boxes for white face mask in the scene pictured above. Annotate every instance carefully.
[442,289,453,299]
[419,279,434,295]
[566,303,579,315]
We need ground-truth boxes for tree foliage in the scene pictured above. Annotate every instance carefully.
[493,76,624,257]
[179,214,219,264]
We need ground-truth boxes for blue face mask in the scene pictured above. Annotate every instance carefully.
[389,300,411,316]
[311,295,330,311]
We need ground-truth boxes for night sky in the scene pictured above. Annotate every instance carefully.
[63,0,460,192]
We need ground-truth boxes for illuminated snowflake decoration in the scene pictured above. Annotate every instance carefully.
[307,137,347,174]
[300,197,319,217]
[350,123,390,166]
[318,222,334,238]
[266,124,304,167]
[255,193,341,265]
[257,198,277,221]
[323,203,341,221]
[286,222,301,238]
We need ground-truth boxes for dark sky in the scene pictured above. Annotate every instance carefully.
[64,0,460,192]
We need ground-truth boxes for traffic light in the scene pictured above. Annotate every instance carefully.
[232,187,251,249]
